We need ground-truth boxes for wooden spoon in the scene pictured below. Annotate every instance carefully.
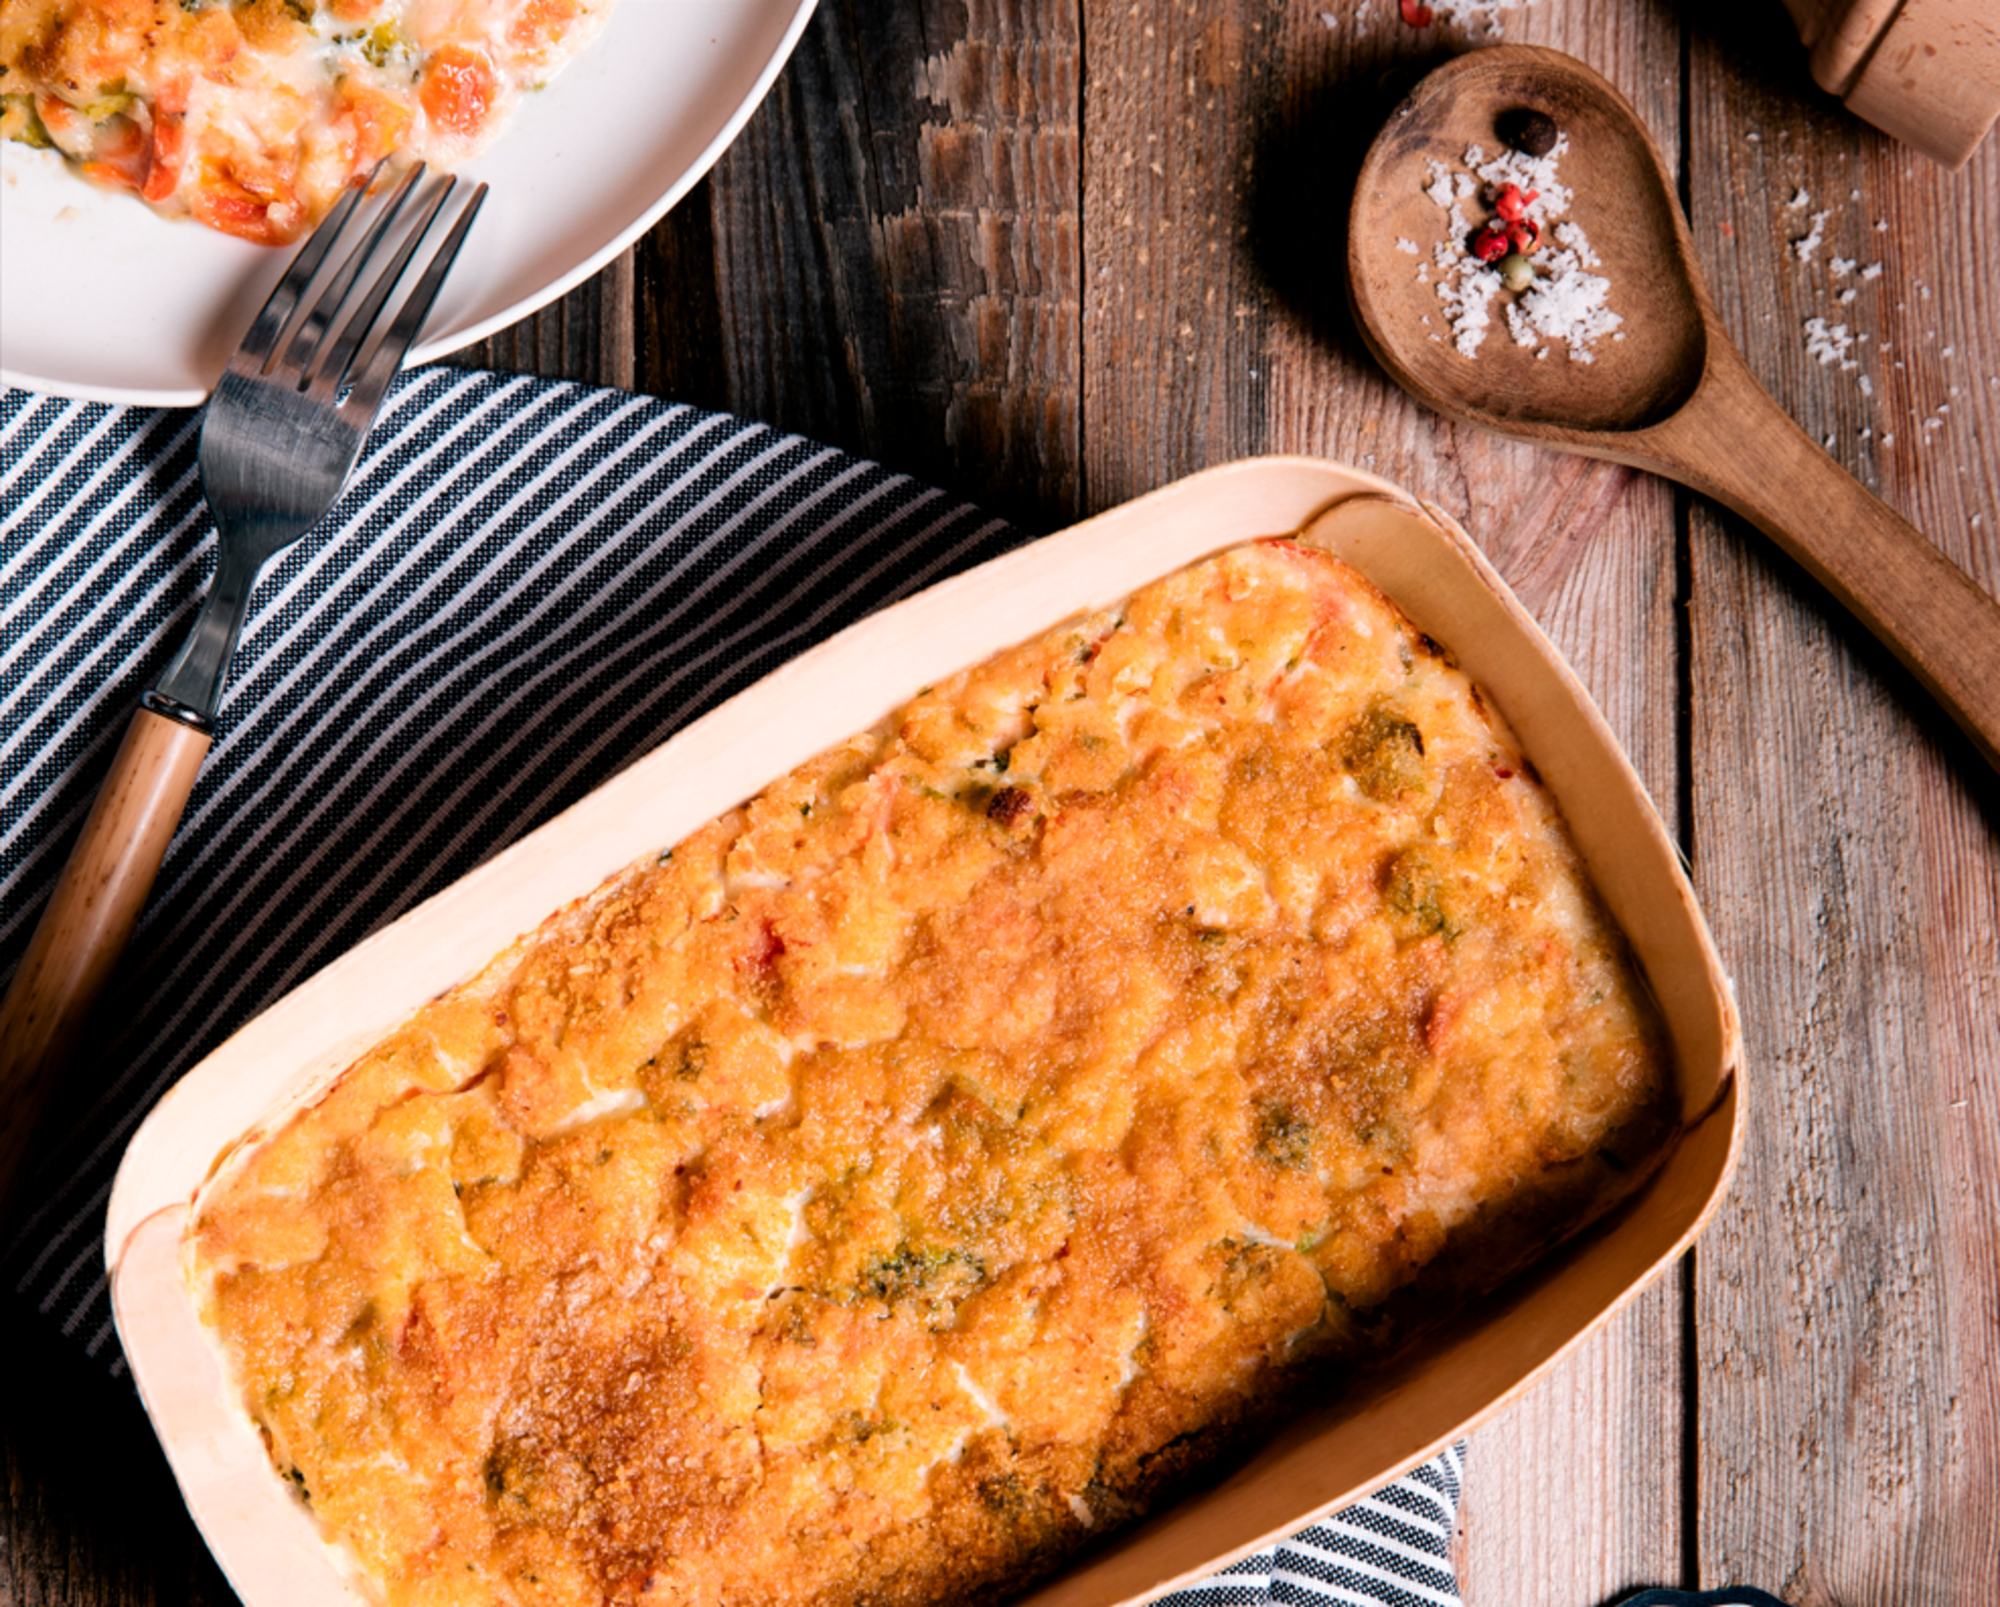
[1347,44,2000,772]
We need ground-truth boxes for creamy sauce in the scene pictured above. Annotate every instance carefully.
[0,0,613,241]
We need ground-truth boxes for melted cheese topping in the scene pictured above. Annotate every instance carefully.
[0,0,610,241]
[190,541,1673,1607]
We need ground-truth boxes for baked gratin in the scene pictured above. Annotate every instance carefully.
[0,0,609,242]
[190,540,1673,1607]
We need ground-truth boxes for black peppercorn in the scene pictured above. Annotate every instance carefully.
[1502,108,1560,158]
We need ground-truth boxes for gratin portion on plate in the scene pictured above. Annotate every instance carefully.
[0,0,611,242]
[189,540,1673,1607]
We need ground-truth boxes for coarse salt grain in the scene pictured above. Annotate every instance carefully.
[1420,136,1618,362]
[1803,317,1860,372]
[1429,0,1539,39]
[1792,210,1830,262]
[1439,262,1503,358]
[1423,160,1457,213]
[1396,237,1420,255]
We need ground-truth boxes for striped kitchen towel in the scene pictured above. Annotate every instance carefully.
[1,367,1464,1604]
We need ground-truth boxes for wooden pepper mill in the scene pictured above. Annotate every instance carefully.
[1778,0,2000,166]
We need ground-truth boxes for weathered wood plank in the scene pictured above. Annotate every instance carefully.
[452,249,636,392]
[631,175,732,413]
[689,0,1082,533]
[1080,0,1281,510]
[0,1318,237,1607]
[1687,2,2000,1596]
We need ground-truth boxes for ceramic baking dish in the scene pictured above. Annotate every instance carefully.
[107,456,1741,1607]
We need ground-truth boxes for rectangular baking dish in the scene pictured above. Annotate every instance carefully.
[106,456,1741,1607]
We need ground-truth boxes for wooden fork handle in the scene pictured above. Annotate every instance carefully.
[1651,347,2000,772]
[0,702,210,1226]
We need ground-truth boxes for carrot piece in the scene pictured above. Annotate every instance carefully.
[140,113,185,202]
[81,159,143,194]
[510,0,579,52]
[196,184,286,245]
[338,79,411,170]
[419,45,495,140]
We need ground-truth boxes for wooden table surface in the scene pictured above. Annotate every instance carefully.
[6,1,1996,1602]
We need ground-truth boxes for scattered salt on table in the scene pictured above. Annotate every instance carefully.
[1803,317,1860,372]
[1792,210,1830,262]
[1425,0,1539,39]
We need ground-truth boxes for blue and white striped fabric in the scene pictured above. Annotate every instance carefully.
[1155,1443,1464,1607]
[1,368,1463,1605]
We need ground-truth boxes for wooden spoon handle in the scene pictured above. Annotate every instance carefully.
[1653,348,2000,771]
[0,702,210,1225]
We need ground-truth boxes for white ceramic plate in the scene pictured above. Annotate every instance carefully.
[0,0,818,406]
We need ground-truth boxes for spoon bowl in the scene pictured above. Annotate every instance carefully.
[1347,45,2000,772]
[1351,47,1706,435]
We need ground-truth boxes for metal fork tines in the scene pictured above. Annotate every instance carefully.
[152,165,486,723]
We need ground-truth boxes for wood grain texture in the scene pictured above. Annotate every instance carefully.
[453,249,637,391]
[1686,0,2000,1597]
[680,0,1082,533]
[1080,0,1281,510]
[0,1319,237,1607]
[1648,339,2000,769]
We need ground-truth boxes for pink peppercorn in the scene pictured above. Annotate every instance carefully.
[1494,184,1539,223]
[1471,225,1510,263]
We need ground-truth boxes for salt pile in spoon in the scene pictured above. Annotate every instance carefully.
[1423,136,1624,362]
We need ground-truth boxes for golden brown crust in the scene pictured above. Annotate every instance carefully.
[192,540,1671,1607]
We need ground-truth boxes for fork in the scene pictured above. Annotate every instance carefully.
[0,165,485,1219]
